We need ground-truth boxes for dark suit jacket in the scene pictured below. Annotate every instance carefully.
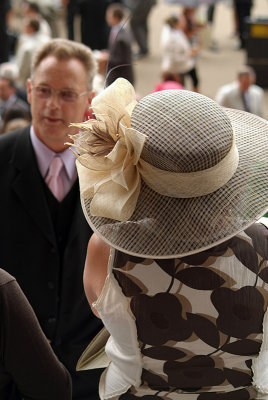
[106,26,134,87]
[0,127,103,399]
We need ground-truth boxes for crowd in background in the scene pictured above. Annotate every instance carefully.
[0,0,265,135]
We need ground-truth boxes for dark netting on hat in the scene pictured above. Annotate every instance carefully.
[131,90,233,173]
[82,104,268,258]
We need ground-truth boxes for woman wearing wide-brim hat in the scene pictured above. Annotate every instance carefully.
[70,78,268,400]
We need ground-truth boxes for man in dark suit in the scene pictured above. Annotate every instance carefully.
[0,38,103,399]
[105,3,134,87]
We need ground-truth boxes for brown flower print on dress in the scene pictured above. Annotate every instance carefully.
[163,355,225,389]
[130,293,192,346]
[197,388,251,399]
[211,287,264,339]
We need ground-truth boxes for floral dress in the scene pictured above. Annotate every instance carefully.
[93,223,268,400]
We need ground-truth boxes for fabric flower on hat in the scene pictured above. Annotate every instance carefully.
[69,78,147,222]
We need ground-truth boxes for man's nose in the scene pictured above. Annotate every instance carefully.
[46,91,61,108]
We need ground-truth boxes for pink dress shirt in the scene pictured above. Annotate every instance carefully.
[30,127,77,198]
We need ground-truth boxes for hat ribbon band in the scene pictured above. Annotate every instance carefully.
[139,140,239,198]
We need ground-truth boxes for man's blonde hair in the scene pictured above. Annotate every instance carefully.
[31,38,97,90]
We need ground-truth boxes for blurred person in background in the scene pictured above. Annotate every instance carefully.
[205,3,219,51]
[233,0,253,49]
[0,62,28,103]
[182,7,204,47]
[153,70,184,92]
[15,16,50,89]
[0,0,12,63]
[61,0,78,40]
[0,106,31,134]
[161,14,200,92]
[128,0,156,59]
[78,0,110,50]
[28,0,63,37]
[215,65,264,117]
[0,76,30,130]
[105,2,134,87]
[21,1,52,38]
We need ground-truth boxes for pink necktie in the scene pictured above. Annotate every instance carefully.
[45,156,65,202]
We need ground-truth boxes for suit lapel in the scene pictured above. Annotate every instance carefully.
[10,127,56,245]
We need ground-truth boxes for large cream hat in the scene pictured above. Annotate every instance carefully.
[70,78,268,258]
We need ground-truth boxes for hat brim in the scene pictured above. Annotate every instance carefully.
[81,108,268,258]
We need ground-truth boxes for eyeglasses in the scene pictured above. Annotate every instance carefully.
[31,85,88,103]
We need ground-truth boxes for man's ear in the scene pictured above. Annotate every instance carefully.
[26,79,32,104]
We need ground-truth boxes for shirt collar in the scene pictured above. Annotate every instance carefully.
[30,126,77,180]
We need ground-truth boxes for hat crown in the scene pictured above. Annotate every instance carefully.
[131,90,233,173]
